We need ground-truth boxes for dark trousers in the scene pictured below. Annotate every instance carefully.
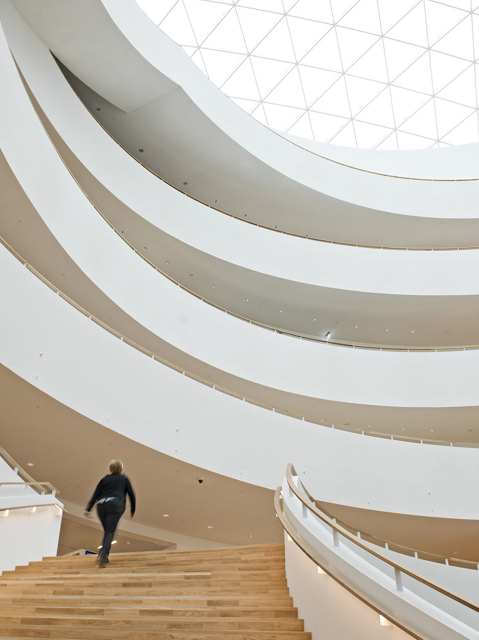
[97,500,124,558]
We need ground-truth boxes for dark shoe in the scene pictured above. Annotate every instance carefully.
[96,552,107,568]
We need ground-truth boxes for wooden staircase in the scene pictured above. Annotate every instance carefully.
[0,542,311,639]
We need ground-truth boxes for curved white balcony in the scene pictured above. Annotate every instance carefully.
[3,2,479,349]
[8,0,479,248]
[280,466,479,640]
[3,240,479,522]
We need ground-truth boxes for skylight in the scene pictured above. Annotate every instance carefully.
[137,0,479,149]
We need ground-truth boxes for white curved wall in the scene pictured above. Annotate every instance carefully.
[4,21,479,415]
[9,0,479,250]
[6,4,479,301]
[3,241,479,522]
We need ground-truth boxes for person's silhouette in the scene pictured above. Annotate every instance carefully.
[84,459,136,567]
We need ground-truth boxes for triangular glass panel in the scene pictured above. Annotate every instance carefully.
[182,46,197,58]
[434,97,474,137]
[353,121,392,148]
[252,19,296,62]
[329,120,357,146]
[336,27,378,70]
[432,16,473,61]
[393,53,433,93]
[309,111,349,141]
[390,85,430,126]
[441,0,472,9]
[338,0,381,35]
[201,50,246,86]
[183,0,230,44]
[191,50,208,75]
[287,113,314,139]
[472,14,479,60]
[250,57,294,98]
[289,0,333,22]
[383,38,425,82]
[331,0,361,23]
[345,76,385,116]
[298,66,341,106]
[237,0,284,10]
[437,66,476,107]
[377,0,418,33]
[376,132,399,149]
[221,58,261,99]
[424,1,465,46]
[396,130,436,149]
[263,103,304,129]
[347,40,388,82]
[266,67,307,108]
[138,0,178,26]
[385,4,428,47]
[230,97,260,114]
[287,16,331,61]
[441,112,479,144]
[160,1,197,46]
[301,29,342,72]
[202,9,247,53]
[236,7,282,51]
[310,76,351,117]
[399,100,437,138]
[429,50,470,92]
[251,103,268,125]
[356,89,395,127]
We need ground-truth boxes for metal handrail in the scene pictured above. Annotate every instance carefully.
[274,489,425,639]
[283,463,479,609]
[26,78,479,352]
[2,233,479,448]
[0,446,58,495]
[314,500,478,570]
[0,504,65,513]
[61,59,479,252]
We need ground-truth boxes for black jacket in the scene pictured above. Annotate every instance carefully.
[85,473,136,515]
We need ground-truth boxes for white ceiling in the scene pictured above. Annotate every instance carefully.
[138,0,479,149]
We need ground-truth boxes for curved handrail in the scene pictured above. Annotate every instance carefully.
[314,500,478,570]
[274,488,425,639]
[24,79,479,353]
[0,445,58,495]
[284,463,479,610]
[57,58,479,252]
[3,233,479,448]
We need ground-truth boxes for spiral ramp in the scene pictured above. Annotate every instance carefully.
[1,0,479,637]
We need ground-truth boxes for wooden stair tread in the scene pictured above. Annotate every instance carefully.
[0,544,311,640]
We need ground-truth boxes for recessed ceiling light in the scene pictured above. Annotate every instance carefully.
[430,429,434,432]
[385,328,389,332]
[402,428,406,431]
[411,330,415,333]
[325,332,331,340]
[97,546,102,549]
[207,525,213,529]
[163,514,169,518]
[96,107,101,111]
[27,463,34,467]
[139,149,144,153]
[279,309,283,312]
[212,284,216,288]
[112,540,117,544]
[245,298,249,301]
[166,261,170,264]
[214,199,218,203]
[183,182,188,185]
[313,318,316,321]
[354,325,358,328]
[189,273,193,276]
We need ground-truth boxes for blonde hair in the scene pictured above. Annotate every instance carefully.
[109,459,123,474]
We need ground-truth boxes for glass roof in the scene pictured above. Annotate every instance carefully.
[137,0,479,149]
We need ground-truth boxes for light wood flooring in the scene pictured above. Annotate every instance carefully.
[0,542,311,639]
